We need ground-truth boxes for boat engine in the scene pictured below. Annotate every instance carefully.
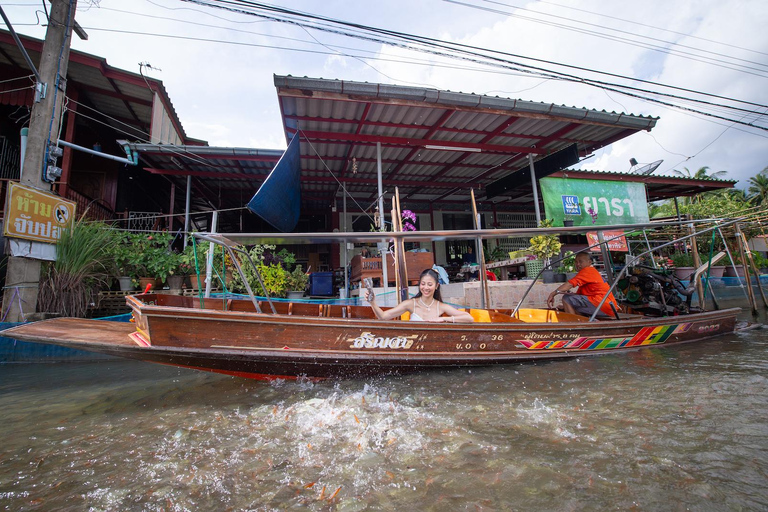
[617,266,700,316]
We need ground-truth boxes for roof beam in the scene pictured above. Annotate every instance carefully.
[384,109,456,180]
[293,129,544,155]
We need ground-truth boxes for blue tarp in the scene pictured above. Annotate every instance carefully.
[247,133,301,232]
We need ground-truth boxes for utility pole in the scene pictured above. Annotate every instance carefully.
[2,0,77,322]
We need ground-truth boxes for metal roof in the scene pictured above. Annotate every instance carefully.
[0,30,195,144]
[273,74,660,211]
[123,143,283,216]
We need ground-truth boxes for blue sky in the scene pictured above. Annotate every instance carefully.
[5,0,768,187]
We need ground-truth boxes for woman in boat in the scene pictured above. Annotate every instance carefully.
[365,268,474,323]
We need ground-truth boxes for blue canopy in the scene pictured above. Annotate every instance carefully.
[247,134,301,232]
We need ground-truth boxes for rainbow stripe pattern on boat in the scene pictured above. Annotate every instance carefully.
[518,322,693,350]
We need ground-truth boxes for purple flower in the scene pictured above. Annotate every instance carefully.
[402,209,417,231]
[587,207,598,224]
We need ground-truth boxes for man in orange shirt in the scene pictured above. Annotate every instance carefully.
[547,252,619,319]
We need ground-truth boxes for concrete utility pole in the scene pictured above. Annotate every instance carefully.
[2,0,77,322]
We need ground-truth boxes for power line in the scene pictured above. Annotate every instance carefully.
[180,0,768,130]
[455,0,768,72]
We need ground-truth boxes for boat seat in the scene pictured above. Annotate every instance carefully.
[468,309,492,323]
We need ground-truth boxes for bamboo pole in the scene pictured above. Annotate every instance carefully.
[739,229,768,308]
[734,224,758,315]
[470,189,490,309]
[393,188,409,302]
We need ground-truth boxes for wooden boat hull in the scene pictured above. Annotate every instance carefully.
[1,294,741,380]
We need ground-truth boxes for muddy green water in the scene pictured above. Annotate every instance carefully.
[1,308,767,511]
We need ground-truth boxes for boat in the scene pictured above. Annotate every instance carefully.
[1,220,752,381]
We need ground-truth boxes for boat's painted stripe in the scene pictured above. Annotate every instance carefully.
[629,326,653,345]
[129,331,150,347]
[519,322,688,351]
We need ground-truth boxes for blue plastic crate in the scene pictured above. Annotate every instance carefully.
[309,272,334,296]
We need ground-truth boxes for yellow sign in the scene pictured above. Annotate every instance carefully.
[3,182,76,243]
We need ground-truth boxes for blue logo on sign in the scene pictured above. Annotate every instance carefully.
[562,195,581,215]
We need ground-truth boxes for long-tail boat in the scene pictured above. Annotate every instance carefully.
[2,220,753,381]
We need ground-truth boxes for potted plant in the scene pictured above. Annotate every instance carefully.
[176,243,200,289]
[528,219,562,282]
[109,231,137,291]
[285,265,309,299]
[255,262,288,297]
[721,253,745,278]
[671,252,696,280]
[128,232,176,290]
[558,250,577,281]
[38,220,117,318]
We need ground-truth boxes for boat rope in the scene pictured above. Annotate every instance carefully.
[191,237,205,309]
[0,287,26,323]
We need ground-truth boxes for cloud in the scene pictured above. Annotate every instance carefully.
[5,0,766,184]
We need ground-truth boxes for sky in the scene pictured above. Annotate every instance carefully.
[4,0,768,188]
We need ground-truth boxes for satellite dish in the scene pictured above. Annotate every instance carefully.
[632,159,664,175]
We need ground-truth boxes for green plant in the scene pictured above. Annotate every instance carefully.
[255,263,288,297]
[559,250,576,273]
[750,252,768,270]
[285,265,309,291]
[671,252,696,267]
[486,245,508,263]
[108,230,137,278]
[175,243,198,276]
[38,220,117,317]
[528,219,562,264]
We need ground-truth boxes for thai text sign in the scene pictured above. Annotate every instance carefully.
[586,231,629,252]
[540,177,649,226]
[4,182,76,243]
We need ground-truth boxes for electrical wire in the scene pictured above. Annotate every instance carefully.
[181,0,768,130]
[450,0,768,73]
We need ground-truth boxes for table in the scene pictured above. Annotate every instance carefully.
[485,256,530,280]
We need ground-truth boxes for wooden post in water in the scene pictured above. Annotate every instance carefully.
[393,188,409,302]
[470,189,490,309]
[734,224,758,315]
[738,228,768,308]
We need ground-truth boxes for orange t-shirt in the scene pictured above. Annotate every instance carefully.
[568,266,619,316]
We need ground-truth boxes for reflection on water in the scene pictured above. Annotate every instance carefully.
[1,309,767,510]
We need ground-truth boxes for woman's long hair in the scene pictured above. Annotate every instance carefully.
[412,268,442,302]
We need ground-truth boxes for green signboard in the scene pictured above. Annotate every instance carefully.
[539,177,649,226]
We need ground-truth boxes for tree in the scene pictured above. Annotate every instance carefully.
[672,166,728,204]
[747,166,768,205]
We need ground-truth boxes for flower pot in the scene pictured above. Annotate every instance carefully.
[707,266,725,278]
[554,273,567,283]
[565,272,578,281]
[524,259,543,279]
[139,277,159,292]
[563,219,574,227]
[167,275,184,291]
[724,265,745,278]
[541,269,555,283]
[286,290,305,300]
[118,276,134,292]
[673,266,695,280]
[185,275,201,290]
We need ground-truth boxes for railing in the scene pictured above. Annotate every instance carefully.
[65,188,115,221]
[0,136,20,180]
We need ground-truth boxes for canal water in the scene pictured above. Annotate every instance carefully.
[1,305,767,511]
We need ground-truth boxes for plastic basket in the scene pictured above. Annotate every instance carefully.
[524,259,543,277]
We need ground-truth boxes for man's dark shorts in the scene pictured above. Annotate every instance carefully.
[562,293,611,319]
